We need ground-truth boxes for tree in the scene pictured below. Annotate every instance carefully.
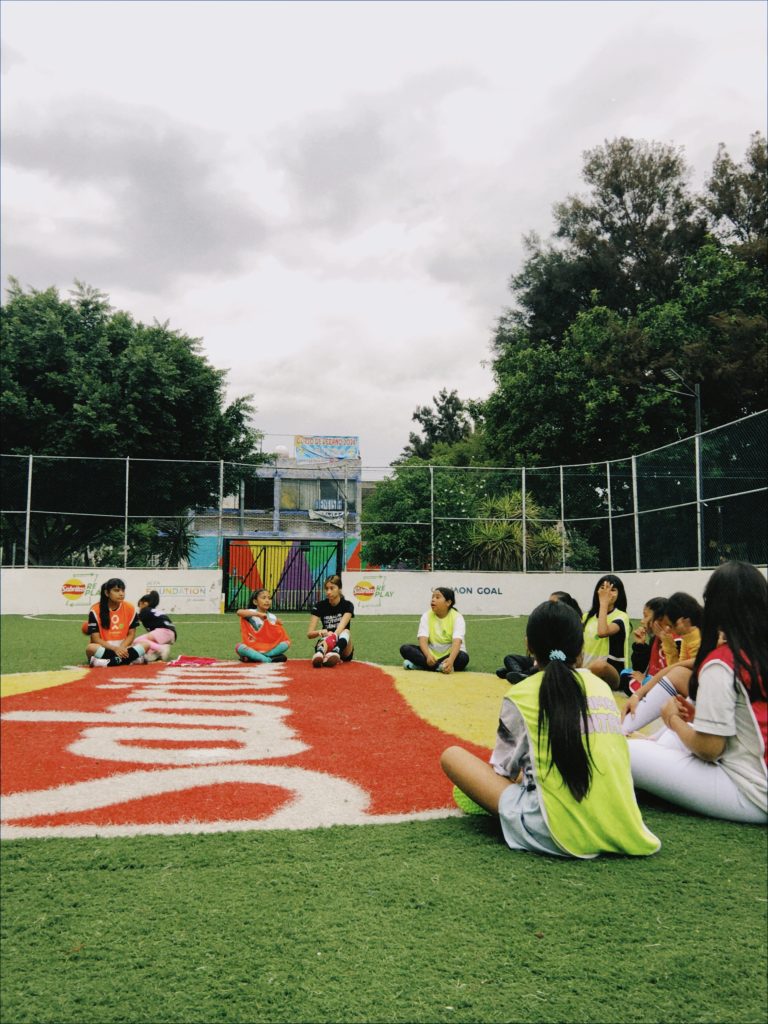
[509,138,708,343]
[0,280,268,564]
[482,135,766,469]
[399,388,477,461]
[703,132,767,262]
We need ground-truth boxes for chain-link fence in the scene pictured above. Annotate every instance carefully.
[2,411,765,571]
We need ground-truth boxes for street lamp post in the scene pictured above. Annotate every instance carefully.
[661,369,704,567]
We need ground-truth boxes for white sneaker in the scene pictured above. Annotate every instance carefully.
[144,650,160,663]
[89,657,109,668]
[158,644,173,662]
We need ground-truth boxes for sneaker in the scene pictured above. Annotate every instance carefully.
[89,657,110,667]
[270,654,288,663]
[312,651,324,668]
[323,651,340,667]
[618,670,635,697]
[157,644,173,662]
[144,650,161,663]
[403,659,416,670]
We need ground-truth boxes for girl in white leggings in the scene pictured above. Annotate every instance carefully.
[626,561,767,824]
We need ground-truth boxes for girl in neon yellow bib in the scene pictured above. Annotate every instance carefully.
[441,601,660,859]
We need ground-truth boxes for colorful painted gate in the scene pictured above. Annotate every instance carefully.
[223,539,343,612]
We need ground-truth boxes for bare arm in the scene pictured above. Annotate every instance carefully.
[660,697,726,762]
[307,615,325,640]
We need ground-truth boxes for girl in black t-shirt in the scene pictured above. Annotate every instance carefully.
[307,574,355,668]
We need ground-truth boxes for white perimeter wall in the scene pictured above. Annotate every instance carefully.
[0,569,222,615]
[3,567,765,618]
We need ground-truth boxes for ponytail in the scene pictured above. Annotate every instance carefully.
[537,660,593,802]
[139,590,160,609]
[526,599,593,802]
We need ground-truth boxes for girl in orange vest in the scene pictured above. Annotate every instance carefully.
[85,578,146,667]
[235,589,291,663]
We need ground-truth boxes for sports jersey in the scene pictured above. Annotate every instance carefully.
[138,606,177,637]
[417,608,467,655]
[310,597,355,634]
[582,609,631,669]
[492,669,660,858]
[662,628,701,666]
[88,601,139,643]
[240,614,290,652]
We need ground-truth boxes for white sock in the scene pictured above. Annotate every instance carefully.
[622,675,679,734]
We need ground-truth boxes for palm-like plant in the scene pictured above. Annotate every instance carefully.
[468,492,566,571]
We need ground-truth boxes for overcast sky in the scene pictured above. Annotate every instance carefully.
[2,0,765,468]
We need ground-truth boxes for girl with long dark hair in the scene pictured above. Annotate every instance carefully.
[628,561,767,823]
[84,578,145,667]
[581,574,632,690]
[441,600,659,858]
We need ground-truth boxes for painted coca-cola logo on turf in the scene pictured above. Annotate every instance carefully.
[1,662,489,839]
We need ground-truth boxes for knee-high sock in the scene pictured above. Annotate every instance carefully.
[622,675,680,734]
[264,641,289,660]
[236,643,271,663]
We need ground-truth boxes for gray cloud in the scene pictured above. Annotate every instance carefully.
[2,98,267,292]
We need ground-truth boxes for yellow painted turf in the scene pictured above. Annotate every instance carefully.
[0,667,88,698]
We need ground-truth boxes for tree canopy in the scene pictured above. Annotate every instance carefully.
[0,280,268,564]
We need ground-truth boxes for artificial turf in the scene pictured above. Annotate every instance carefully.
[2,812,766,1024]
[2,613,767,1024]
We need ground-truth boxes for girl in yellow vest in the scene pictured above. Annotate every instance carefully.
[400,587,469,674]
[441,600,660,858]
[581,574,632,691]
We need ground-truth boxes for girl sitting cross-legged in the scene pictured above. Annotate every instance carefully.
[235,589,291,664]
[441,600,660,859]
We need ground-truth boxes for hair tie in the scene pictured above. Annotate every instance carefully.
[548,649,567,662]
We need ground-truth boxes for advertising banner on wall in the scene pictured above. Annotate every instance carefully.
[294,435,360,461]
[1,570,222,616]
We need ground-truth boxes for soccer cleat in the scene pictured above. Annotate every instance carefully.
[312,651,324,668]
[403,659,416,670]
[89,657,110,667]
[323,651,340,667]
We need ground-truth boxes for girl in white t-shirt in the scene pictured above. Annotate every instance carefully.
[399,587,469,674]
[627,561,767,824]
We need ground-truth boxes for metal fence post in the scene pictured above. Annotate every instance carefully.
[124,457,130,569]
[560,464,566,572]
[631,455,641,571]
[24,454,33,568]
[218,461,224,561]
[695,431,703,568]
[606,461,614,571]
[521,467,527,573]
[429,465,435,571]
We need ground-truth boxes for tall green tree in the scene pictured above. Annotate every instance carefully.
[703,132,767,264]
[399,388,478,461]
[510,138,708,342]
[0,280,268,564]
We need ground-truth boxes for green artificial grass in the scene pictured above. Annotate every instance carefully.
[0,613,530,676]
[3,613,767,1024]
[2,814,766,1024]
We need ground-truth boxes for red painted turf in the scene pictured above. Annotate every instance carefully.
[1,661,490,833]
